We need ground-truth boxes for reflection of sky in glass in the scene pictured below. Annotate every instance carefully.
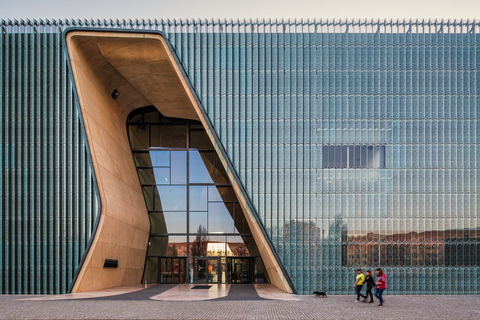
[171,151,186,184]
[208,186,236,202]
[154,168,170,184]
[208,202,234,233]
[168,235,187,244]
[150,151,170,166]
[189,150,214,183]
[227,235,244,244]
[156,186,187,211]
[163,212,187,233]
[208,186,222,201]
[189,186,208,211]
[189,212,207,233]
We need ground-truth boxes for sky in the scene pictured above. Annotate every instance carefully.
[0,0,479,20]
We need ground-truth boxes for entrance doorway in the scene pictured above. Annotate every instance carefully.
[194,257,224,283]
[129,107,271,288]
[158,257,186,283]
[227,257,255,284]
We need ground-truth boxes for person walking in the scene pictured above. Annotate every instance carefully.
[374,268,386,307]
[363,270,375,303]
[353,269,365,302]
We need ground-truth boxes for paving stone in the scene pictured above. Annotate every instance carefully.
[1,294,479,319]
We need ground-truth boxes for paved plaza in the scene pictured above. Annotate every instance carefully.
[0,284,479,319]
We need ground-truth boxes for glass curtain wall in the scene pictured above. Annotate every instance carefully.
[0,31,100,294]
[127,107,269,284]
[2,19,478,295]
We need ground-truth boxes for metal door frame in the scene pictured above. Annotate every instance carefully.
[158,257,187,284]
[194,257,221,283]
[226,257,255,284]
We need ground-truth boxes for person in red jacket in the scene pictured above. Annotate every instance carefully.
[375,268,386,307]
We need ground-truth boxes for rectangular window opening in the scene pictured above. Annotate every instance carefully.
[323,145,386,169]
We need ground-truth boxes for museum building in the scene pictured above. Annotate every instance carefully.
[0,19,479,295]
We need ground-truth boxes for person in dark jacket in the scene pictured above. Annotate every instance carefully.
[363,270,375,303]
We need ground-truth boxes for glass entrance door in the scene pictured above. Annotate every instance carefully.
[159,257,186,283]
[208,258,220,283]
[195,259,207,283]
[194,257,222,283]
[227,257,254,284]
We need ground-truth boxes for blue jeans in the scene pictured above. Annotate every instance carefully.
[375,288,385,304]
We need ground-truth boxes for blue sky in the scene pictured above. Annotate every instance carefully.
[1,0,479,20]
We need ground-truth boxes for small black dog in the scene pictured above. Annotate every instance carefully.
[313,291,327,298]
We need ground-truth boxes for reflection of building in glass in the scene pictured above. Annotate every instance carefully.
[343,229,480,267]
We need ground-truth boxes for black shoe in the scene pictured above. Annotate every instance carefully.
[369,300,374,303]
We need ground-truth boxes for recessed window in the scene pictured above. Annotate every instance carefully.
[323,145,385,169]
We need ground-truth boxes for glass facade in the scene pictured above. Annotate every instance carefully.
[0,28,101,293]
[127,107,268,285]
[0,19,479,294]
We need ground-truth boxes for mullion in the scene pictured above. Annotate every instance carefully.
[186,120,190,281]
[132,108,252,285]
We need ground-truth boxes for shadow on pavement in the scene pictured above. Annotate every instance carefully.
[217,284,266,301]
[75,284,178,301]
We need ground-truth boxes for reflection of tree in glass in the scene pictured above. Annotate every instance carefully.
[228,242,248,256]
[167,243,178,256]
[191,225,209,257]
[235,246,247,256]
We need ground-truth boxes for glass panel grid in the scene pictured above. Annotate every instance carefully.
[127,107,267,285]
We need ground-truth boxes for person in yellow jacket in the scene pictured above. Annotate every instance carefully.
[353,269,365,302]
